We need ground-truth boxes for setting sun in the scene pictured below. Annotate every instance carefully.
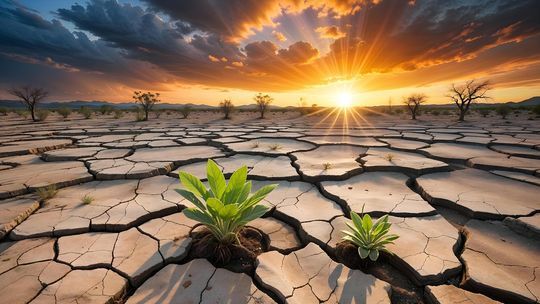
[337,92,353,108]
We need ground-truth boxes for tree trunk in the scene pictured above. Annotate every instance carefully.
[145,109,149,121]
[30,106,36,122]
[260,111,264,119]
[458,110,465,121]
[411,112,416,120]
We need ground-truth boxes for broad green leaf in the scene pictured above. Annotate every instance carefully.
[241,184,276,210]
[218,204,239,220]
[358,247,369,259]
[182,208,214,226]
[236,181,252,205]
[362,214,373,232]
[239,205,269,224]
[179,171,208,199]
[368,249,379,261]
[222,166,248,204]
[207,159,226,199]
[175,189,205,210]
[206,197,224,214]
[350,211,363,231]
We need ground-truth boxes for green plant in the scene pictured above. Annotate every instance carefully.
[36,185,58,202]
[532,104,540,116]
[495,105,511,119]
[15,109,29,118]
[113,109,123,119]
[323,162,332,170]
[79,107,92,119]
[81,194,94,204]
[342,209,399,262]
[57,107,71,118]
[36,109,49,121]
[177,160,277,246]
[180,105,192,118]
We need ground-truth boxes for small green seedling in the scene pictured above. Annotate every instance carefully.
[342,207,399,262]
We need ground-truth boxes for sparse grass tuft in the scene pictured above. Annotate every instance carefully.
[269,143,281,151]
[251,141,260,148]
[81,194,94,205]
[384,153,395,162]
[323,162,332,170]
[36,185,58,202]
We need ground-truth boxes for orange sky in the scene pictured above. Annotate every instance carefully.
[1,0,539,106]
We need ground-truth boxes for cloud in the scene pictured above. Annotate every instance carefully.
[316,26,346,39]
[1,0,540,99]
[272,30,287,42]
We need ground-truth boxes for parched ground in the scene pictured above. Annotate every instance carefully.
[0,110,539,304]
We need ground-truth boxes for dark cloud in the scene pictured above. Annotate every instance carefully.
[0,0,539,98]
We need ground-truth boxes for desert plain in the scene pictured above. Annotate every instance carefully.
[0,109,539,304]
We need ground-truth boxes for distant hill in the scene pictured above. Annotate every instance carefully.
[512,96,540,106]
[0,96,538,109]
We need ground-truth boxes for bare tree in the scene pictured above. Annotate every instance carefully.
[448,80,491,121]
[8,86,48,122]
[132,91,160,121]
[180,105,192,119]
[219,99,234,119]
[254,93,273,119]
[403,93,427,120]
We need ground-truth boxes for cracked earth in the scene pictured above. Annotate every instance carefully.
[0,112,539,304]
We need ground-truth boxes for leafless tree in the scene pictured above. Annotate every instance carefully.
[219,99,234,119]
[132,91,160,121]
[448,80,491,121]
[254,93,273,119]
[8,86,48,122]
[403,93,427,120]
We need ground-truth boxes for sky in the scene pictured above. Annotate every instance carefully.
[0,0,539,107]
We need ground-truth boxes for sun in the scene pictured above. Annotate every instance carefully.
[337,92,353,108]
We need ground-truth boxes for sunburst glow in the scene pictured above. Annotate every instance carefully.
[337,92,353,108]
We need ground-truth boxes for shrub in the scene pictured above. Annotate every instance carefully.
[36,109,49,121]
[99,104,113,115]
[0,107,7,115]
[342,209,399,262]
[532,104,540,116]
[180,105,192,118]
[113,109,123,119]
[15,109,29,118]
[36,185,58,202]
[79,107,92,119]
[441,110,450,115]
[57,107,71,118]
[478,108,490,117]
[135,110,146,121]
[495,105,511,119]
[177,160,277,246]
[431,110,440,116]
